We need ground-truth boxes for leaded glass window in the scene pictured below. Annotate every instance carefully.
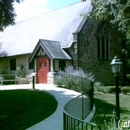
[97,23,110,60]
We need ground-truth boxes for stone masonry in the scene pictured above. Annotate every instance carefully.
[0,54,34,75]
[70,19,122,85]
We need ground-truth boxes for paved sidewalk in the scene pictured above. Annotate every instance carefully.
[0,84,80,130]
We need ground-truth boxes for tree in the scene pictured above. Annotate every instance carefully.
[0,0,23,31]
[83,0,130,84]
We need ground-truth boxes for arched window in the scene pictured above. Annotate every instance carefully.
[97,23,110,60]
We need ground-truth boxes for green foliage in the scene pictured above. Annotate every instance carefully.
[0,0,23,31]
[84,0,130,64]
[0,51,8,57]
[93,93,130,130]
[102,115,118,130]
[126,74,130,79]
[0,69,9,74]
[0,89,57,129]
[86,114,129,130]
[104,86,116,93]
[95,113,118,130]
[121,86,130,94]
[94,85,105,92]
[16,65,24,77]
[54,65,94,93]
[94,83,116,93]
[94,83,130,94]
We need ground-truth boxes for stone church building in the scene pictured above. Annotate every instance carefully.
[0,0,122,85]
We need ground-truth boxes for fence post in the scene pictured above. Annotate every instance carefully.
[90,81,94,109]
[82,92,84,120]
[63,112,66,130]
[32,76,35,89]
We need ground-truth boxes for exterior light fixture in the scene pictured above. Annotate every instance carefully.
[111,55,122,75]
[110,55,122,125]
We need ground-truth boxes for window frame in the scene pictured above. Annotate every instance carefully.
[10,58,16,71]
[97,22,110,60]
[28,60,34,70]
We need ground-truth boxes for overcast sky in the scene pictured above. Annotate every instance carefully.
[13,0,80,22]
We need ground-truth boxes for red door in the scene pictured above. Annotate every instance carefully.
[37,57,49,83]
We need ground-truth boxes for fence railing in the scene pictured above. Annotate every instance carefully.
[63,82,101,130]
[64,94,91,121]
[63,111,100,130]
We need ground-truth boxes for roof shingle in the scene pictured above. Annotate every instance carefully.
[0,0,92,56]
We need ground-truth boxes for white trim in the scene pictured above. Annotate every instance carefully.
[50,59,53,71]
[34,59,36,72]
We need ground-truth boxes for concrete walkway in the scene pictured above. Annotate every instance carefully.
[0,84,80,130]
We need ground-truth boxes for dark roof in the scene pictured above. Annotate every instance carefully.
[0,0,92,56]
[29,39,72,61]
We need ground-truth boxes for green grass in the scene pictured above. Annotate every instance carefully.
[92,92,130,127]
[0,89,58,130]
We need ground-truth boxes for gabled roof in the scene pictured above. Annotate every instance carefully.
[29,39,72,62]
[0,0,92,57]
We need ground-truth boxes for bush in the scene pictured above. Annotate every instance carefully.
[94,85,116,93]
[103,116,118,130]
[126,74,130,85]
[105,86,116,93]
[91,113,119,130]
[54,75,64,87]
[121,86,130,94]
[54,65,94,93]
[126,74,130,80]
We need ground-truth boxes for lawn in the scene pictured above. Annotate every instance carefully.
[0,89,58,130]
[92,92,130,127]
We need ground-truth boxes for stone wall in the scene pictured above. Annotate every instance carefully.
[0,57,9,73]
[75,19,122,85]
[0,54,34,76]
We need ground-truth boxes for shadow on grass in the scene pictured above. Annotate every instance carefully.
[92,98,130,126]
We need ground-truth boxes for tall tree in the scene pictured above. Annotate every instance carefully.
[84,0,130,84]
[0,0,23,57]
[0,0,23,31]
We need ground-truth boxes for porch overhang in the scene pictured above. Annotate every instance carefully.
[29,39,72,62]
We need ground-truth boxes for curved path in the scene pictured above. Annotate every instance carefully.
[0,84,80,130]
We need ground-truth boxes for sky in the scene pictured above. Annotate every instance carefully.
[13,0,80,22]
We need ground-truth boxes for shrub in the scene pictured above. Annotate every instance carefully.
[103,116,117,130]
[94,85,116,93]
[126,74,130,80]
[16,65,24,77]
[94,82,104,92]
[105,86,116,93]
[121,86,130,94]
[126,74,130,85]
[54,65,94,93]
[95,112,119,130]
